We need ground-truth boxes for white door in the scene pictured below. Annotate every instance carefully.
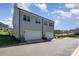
[25,30,42,40]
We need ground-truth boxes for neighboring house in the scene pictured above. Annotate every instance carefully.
[0,26,3,30]
[74,28,79,35]
[0,22,9,31]
[13,4,54,42]
[0,26,8,30]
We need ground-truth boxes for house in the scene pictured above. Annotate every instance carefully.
[0,25,8,31]
[0,22,8,30]
[13,4,54,42]
[74,28,79,35]
[0,26,3,30]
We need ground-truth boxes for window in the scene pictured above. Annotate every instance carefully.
[23,15,30,22]
[23,15,26,21]
[44,20,48,25]
[27,16,30,22]
[49,22,53,26]
[35,19,40,24]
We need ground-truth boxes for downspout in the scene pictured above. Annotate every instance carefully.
[42,17,43,39]
[18,8,21,42]
[53,21,55,38]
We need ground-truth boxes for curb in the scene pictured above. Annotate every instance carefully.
[71,46,79,56]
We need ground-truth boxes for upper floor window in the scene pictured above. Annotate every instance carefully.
[49,22,53,26]
[44,20,48,25]
[23,15,26,21]
[23,15,30,22]
[35,19,40,24]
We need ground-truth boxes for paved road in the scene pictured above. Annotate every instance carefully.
[0,37,79,56]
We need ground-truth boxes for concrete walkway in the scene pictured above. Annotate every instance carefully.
[0,37,79,56]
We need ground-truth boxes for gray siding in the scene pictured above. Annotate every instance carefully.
[19,9,43,37]
[43,18,54,32]
[13,7,54,39]
[13,7,19,38]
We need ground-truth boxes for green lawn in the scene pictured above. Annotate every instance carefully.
[0,35,13,46]
[55,33,79,39]
[67,34,79,38]
[0,30,9,35]
[0,30,13,46]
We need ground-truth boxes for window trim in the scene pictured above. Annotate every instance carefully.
[35,18,40,24]
[49,22,53,26]
[23,15,26,21]
[23,15,30,22]
[44,20,48,25]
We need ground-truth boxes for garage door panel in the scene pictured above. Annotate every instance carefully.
[25,30,42,40]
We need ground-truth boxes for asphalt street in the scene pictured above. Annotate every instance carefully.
[0,37,79,56]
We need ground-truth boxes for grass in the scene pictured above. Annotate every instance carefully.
[0,30,13,46]
[67,34,79,38]
[0,35,13,46]
[0,30,9,35]
[55,33,79,39]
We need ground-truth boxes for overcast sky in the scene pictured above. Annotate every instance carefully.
[0,3,79,30]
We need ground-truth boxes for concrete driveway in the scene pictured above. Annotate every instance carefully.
[0,37,79,56]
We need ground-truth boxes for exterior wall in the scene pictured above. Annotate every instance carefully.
[43,18,54,39]
[13,6,20,38]
[19,9,43,39]
[43,18,54,32]
[13,6,54,41]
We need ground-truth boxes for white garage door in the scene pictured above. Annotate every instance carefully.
[25,30,42,40]
[45,32,53,39]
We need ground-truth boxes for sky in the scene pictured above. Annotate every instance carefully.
[0,3,79,30]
